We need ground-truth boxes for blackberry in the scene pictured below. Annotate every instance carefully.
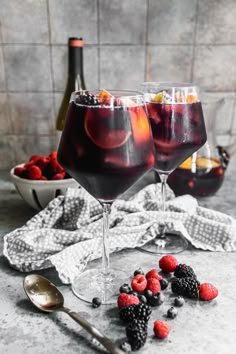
[92,297,101,308]
[119,305,136,323]
[174,264,198,280]
[160,278,168,290]
[119,303,152,323]
[76,93,100,106]
[134,303,152,322]
[126,321,147,351]
[171,277,199,299]
[167,306,178,319]
[120,283,132,294]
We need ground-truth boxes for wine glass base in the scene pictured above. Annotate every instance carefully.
[137,232,188,255]
[71,268,127,305]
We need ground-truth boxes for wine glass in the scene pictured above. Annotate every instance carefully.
[57,90,155,304]
[140,82,207,254]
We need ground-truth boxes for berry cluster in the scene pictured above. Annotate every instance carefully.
[115,254,218,351]
[75,92,100,106]
[14,152,69,181]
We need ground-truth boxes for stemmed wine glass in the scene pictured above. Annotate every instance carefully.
[140,82,207,254]
[57,90,155,304]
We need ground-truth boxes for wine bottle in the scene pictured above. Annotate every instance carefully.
[56,37,86,144]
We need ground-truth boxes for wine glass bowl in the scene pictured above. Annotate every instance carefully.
[57,89,155,303]
[140,82,207,254]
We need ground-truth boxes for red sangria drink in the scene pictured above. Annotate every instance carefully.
[58,89,155,304]
[168,156,224,196]
[140,82,207,255]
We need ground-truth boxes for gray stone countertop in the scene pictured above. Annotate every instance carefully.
[0,156,236,354]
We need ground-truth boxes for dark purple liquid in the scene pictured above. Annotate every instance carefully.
[146,102,207,173]
[168,158,224,196]
[58,102,154,202]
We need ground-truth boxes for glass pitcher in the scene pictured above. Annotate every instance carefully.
[168,94,236,196]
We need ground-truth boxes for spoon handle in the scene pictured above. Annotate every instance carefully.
[62,307,124,354]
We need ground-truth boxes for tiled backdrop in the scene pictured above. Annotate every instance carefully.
[0,0,236,168]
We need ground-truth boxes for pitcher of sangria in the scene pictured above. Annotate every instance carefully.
[168,95,236,196]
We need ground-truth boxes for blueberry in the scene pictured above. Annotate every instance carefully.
[129,291,138,297]
[119,283,131,294]
[167,306,178,318]
[133,268,145,276]
[160,278,168,290]
[92,297,101,308]
[120,341,132,353]
[174,296,185,307]
[144,289,153,300]
[148,292,165,306]
[138,295,147,304]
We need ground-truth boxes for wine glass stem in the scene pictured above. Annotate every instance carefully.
[101,203,111,277]
[160,173,168,212]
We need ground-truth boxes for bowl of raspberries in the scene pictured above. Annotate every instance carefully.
[10,151,79,210]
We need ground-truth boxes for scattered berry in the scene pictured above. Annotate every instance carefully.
[134,303,152,322]
[144,289,153,300]
[171,277,199,299]
[129,291,138,297]
[167,306,178,319]
[119,305,136,323]
[28,165,42,180]
[159,255,178,273]
[174,296,185,307]
[120,341,132,353]
[126,321,147,350]
[120,283,132,294]
[133,268,145,276]
[14,167,26,177]
[131,274,147,293]
[160,278,169,290]
[92,297,101,308]
[148,292,165,307]
[199,283,218,301]
[174,264,198,280]
[153,320,170,339]
[138,295,147,304]
[146,278,161,295]
[146,269,162,281]
[119,303,152,323]
[117,293,139,309]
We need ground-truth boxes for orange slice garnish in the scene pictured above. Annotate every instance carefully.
[98,89,113,104]
[129,106,151,144]
[179,157,220,169]
[187,94,198,103]
[85,109,131,149]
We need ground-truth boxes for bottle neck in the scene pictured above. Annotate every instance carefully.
[68,45,86,89]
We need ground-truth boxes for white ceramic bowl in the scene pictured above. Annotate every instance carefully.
[10,164,79,210]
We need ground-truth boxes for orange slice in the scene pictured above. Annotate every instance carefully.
[85,109,131,149]
[187,94,198,103]
[179,157,220,170]
[152,92,163,103]
[98,89,113,104]
[129,106,151,144]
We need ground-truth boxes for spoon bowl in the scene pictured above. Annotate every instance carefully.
[23,274,123,354]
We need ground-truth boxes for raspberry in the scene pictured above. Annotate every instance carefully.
[36,156,50,170]
[153,320,170,339]
[146,269,162,281]
[131,274,147,292]
[146,278,161,295]
[28,165,42,180]
[174,264,198,280]
[30,155,41,163]
[159,255,178,273]
[40,176,48,180]
[199,283,218,301]
[117,293,139,309]
[171,277,199,299]
[51,172,65,180]
[14,167,26,177]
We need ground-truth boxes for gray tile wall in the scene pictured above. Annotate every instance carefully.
[0,0,236,168]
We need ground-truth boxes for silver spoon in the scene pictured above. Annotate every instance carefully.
[23,274,123,354]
